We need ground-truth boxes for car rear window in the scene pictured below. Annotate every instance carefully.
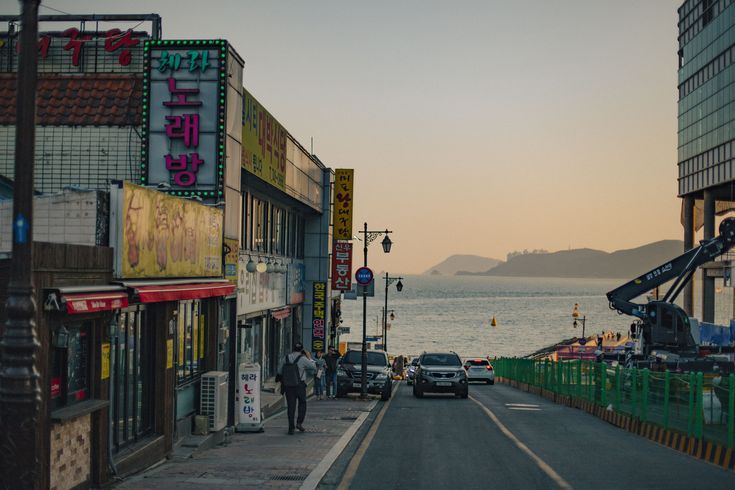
[466,359,489,366]
[421,353,462,366]
[342,351,388,366]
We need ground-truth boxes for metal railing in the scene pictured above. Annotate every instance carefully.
[495,358,735,448]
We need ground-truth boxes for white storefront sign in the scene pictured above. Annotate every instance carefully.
[236,363,263,432]
[237,255,286,316]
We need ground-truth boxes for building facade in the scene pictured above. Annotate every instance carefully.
[678,0,735,321]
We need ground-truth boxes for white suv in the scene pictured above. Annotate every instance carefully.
[463,358,495,384]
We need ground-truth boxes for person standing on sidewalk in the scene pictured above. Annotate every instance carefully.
[325,345,341,399]
[277,343,316,435]
[314,350,326,400]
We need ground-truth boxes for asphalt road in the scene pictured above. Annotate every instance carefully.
[344,382,735,489]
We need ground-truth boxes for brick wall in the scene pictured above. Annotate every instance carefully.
[0,188,106,252]
[50,414,91,490]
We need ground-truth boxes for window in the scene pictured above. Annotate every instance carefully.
[242,192,252,251]
[175,300,206,384]
[112,306,154,451]
[342,351,388,366]
[51,320,91,410]
[421,353,462,366]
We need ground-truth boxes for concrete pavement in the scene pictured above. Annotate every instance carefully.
[114,395,377,489]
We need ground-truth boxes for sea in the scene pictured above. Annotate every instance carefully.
[338,275,735,358]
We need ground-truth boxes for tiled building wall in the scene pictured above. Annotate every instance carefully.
[50,414,91,490]
[0,189,106,252]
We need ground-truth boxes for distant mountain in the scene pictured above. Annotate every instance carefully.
[424,254,502,275]
[458,240,684,279]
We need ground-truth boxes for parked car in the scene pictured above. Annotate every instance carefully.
[406,357,420,385]
[463,358,495,384]
[336,349,393,401]
[413,352,468,398]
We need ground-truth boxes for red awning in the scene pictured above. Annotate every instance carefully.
[271,307,291,320]
[62,292,129,315]
[134,282,235,303]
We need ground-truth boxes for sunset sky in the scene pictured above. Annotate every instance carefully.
[2,0,686,274]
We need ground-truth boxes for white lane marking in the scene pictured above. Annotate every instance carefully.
[470,395,572,490]
[505,403,540,408]
[507,407,542,411]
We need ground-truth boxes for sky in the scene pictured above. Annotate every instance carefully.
[2,0,685,274]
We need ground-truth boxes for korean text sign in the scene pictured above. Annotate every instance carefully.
[331,242,353,291]
[332,169,354,240]
[145,42,224,195]
[241,88,287,190]
[312,282,327,353]
[238,363,261,426]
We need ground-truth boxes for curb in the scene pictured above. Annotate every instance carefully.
[498,376,735,473]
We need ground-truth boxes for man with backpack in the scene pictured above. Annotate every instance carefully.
[277,342,316,435]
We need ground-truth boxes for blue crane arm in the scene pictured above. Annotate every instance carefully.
[606,217,735,318]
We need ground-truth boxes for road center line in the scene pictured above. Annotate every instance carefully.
[469,395,572,490]
[336,383,398,490]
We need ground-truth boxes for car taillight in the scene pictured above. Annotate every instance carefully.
[464,365,469,370]
[486,365,493,371]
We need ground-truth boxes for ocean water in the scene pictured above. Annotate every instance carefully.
[338,275,735,358]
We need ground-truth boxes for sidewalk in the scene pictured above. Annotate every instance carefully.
[114,396,377,489]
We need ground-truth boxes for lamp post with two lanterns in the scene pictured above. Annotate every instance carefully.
[357,223,393,399]
[382,273,403,352]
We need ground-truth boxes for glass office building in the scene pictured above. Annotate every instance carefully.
[678,0,735,196]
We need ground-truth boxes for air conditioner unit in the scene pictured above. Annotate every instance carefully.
[200,371,229,432]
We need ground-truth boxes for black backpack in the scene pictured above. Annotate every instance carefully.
[281,354,303,388]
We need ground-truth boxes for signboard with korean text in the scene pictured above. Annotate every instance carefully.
[241,88,287,190]
[0,15,156,74]
[312,281,327,353]
[224,238,239,285]
[101,343,111,380]
[112,182,223,278]
[332,169,354,240]
[237,255,286,315]
[142,40,228,198]
[331,242,353,291]
[236,363,263,432]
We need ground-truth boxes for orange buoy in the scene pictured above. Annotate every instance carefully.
[491,316,497,327]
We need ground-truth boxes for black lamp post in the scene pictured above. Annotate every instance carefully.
[382,273,403,353]
[358,223,392,399]
[572,302,587,338]
[0,1,42,487]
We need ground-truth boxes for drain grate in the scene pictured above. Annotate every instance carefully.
[269,474,308,481]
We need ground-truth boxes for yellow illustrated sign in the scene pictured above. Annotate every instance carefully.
[332,169,354,240]
[241,88,287,190]
[119,182,223,278]
[101,343,110,380]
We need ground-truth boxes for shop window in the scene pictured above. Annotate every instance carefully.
[112,306,154,451]
[176,299,206,384]
[51,320,91,410]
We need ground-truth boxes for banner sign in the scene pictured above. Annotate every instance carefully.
[113,182,223,278]
[287,262,305,304]
[142,39,228,198]
[331,242,353,291]
[237,255,286,315]
[224,238,239,285]
[332,169,354,240]
[241,88,287,190]
[237,363,263,432]
[312,281,327,353]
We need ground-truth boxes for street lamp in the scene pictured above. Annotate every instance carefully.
[572,302,587,339]
[383,273,403,352]
[358,223,393,399]
[0,1,42,487]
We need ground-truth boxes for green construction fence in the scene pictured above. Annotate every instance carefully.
[494,358,735,448]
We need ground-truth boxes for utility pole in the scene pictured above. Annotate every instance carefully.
[0,1,42,488]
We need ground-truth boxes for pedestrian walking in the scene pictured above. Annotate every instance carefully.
[314,350,326,400]
[325,345,341,398]
[277,342,316,435]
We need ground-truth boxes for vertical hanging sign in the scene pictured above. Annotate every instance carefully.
[142,39,228,198]
[332,169,354,240]
[312,281,327,352]
[331,242,353,291]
